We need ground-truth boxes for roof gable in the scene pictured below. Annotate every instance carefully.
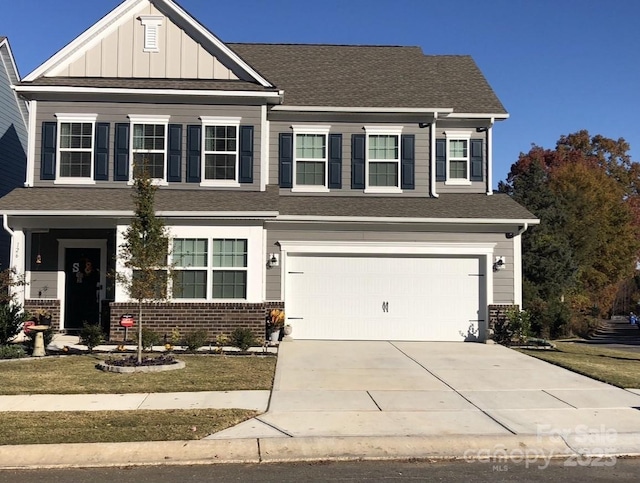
[23,0,272,86]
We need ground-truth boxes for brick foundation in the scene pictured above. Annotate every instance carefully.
[488,304,518,340]
[108,301,285,343]
[23,299,61,331]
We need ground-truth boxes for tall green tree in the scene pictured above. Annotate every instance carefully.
[501,131,640,337]
[117,169,170,363]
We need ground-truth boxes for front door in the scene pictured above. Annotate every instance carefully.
[64,248,101,330]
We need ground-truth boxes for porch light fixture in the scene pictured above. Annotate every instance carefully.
[267,253,279,268]
[493,256,506,271]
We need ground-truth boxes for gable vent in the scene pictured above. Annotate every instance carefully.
[139,15,163,52]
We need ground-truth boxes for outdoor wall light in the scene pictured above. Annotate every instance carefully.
[267,253,279,268]
[493,256,506,271]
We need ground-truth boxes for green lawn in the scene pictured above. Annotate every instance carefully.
[0,353,276,395]
[517,342,640,388]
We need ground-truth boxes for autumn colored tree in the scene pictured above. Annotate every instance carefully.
[500,130,640,337]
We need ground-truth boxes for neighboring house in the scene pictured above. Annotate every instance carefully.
[0,0,538,341]
[0,36,28,271]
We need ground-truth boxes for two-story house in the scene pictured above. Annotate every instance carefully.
[0,0,538,342]
[0,36,28,270]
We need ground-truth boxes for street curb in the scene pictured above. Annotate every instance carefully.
[2,434,640,469]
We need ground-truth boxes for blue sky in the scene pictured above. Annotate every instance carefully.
[2,0,639,187]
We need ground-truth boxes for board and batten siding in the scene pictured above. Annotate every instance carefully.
[57,2,240,80]
[34,101,262,189]
[269,121,430,196]
[264,224,514,304]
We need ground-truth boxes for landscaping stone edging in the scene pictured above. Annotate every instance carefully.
[96,360,186,373]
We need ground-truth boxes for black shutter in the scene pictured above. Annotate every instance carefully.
[435,138,446,182]
[239,125,254,183]
[470,139,483,181]
[94,123,109,181]
[167,124,182,182]
[351,134,365,189]
[40,122,57,180]
[186,125,201,183]
[114,123,130,181]
[328,133,342,189]
[401,134,415,190]
[279,132,293,188]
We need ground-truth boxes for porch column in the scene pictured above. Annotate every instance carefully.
[114,224,129,302]
[10,228,26,306]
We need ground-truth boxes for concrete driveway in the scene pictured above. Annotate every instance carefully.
[211,341,640,445]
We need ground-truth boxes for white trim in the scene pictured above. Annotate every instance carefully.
[0,210,280,218]
[429,115,438,198]
[200,117,242,185]
[278,240,496,256]
[5,223,25,306]
[0,39,28,130]
[57,239,107,332]
[260,105,268,192]
[444,131,472,184]
[272,106,453,114]
[13,85,282,99]
[276,215,540,225]
[139,15,163,53]
[443,113,509,119]
[365,126,403,191]
[513,232,522,307]
[25,100,37,187]
[128,114,171,123]
[23,0,273,87]
[486,118,494,195]
[364,187,403,194]
[292,126,331,191]
[364,125,404,135]
[55,115,97,183]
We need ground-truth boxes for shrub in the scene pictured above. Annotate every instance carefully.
[0,303,27,345]
[183,329,208,352]
[0,344,26,359]
[133,327,161,351]
[229,328,256,352]
[494,306,531,345]
[79,323,104,352]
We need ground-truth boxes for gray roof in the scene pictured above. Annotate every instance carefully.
[20,77,276,92]
[229,44,506,113]
[0,188,535,221]
[279,193,536,220]
[0,187,279,214]
[0,36,6,43]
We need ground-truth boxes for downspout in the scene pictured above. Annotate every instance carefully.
[486,116,495,195]
[3,213,14,238]
[430,113,439,198]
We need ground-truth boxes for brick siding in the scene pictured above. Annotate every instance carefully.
[487,304,518,340]
[23,299,61,330]
[108,301,284,342]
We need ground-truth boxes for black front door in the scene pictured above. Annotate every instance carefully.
[65,248,101,330]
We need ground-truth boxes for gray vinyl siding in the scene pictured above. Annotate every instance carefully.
[34,101,262,189]
[435,125,487,194]
[264,222,514,303]
[270,121,430,196]
[0,47,28,269]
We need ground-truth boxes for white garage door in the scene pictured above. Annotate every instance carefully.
[286,254,484,341]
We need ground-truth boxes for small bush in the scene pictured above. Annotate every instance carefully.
[0,303,27,345]
[494,307,531,345]
[229,328,256,352]
[183,329,208,352]
[79,323,104,352]
[0,344,26,359]
[133,327,161,351]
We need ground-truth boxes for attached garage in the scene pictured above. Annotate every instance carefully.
[281,242,494,342]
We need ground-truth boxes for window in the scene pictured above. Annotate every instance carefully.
[171,237,248,299]
[365,126,402,192]
[292,125,330,191]
[55,114,97,181]
[129,115,170,182]
[173,239,208,299]
[212,239,247,299]
[445,131,473,185]
[200,117,241,186]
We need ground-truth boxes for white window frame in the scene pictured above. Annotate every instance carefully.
[128,115,170,185]
[364,125,403,194]
[200,116,242,187]
[292,125,331,193]
[54,113,97,185]
[172,238,209,300]
[444,130,473,186]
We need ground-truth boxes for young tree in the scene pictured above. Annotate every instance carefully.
[117,169,170,363]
